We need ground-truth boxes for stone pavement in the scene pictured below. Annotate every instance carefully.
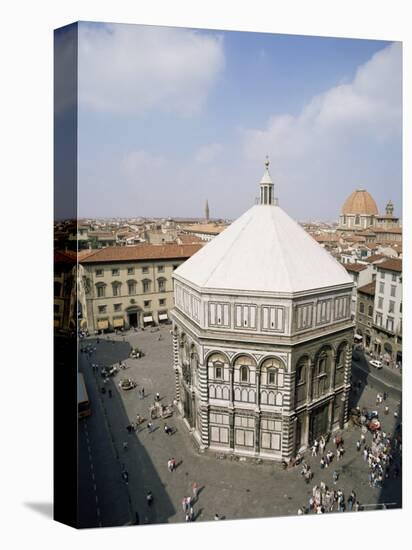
[79,325,402,527]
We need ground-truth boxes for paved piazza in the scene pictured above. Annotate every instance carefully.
[78,324,402,528]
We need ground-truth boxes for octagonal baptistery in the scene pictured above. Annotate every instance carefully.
[171,160,354,461]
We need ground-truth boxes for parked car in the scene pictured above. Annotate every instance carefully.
[370,359,383,369]
[119,378,137,391]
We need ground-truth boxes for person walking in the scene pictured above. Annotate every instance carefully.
[122,470,129,484]
[170,457,176,471]
[123,441,128,451]
[319,436,326,455]
[146,491,153,506]
[333,470,339,485]
[192,482,199,499]
[141,387,145,399]
[167,459,173,472]
[214,513,221,520]
[108,389,112,398]
[147,421,153,433]
[155,392,160,402]
[356,440,361,451]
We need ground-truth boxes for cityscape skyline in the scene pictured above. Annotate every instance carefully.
[74,23,402,221]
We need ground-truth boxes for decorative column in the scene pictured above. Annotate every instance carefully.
[306,357,313,404]
[199,405,210,448]
[229,365,234,405]
[281,415,295,460]
[340,342,352,428]
[254,411,261,454]
[228,408,235,450]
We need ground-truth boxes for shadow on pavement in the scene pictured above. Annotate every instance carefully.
[79,337,176,528]
[377,394,402,510]
[349,349,402,511]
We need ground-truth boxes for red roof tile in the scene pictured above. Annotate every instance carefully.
[344,263,368,273]
[358,282,376,296]
[377,258,402,273]
[80,243,202,264]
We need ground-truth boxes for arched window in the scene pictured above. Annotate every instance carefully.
[268,369,276,385]
[295,357,308,406]
[261,358,284,387]
[240,366,249,383]
[312,348,332,399]
[368,305,373,317]
[234,355,255,384]
[355,215,360,225]
[335,343,347,387]
[207,352,227,381]
[359,302,365,314]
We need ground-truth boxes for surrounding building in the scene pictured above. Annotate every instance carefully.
[78,243,202,332]
[338,190,400,234]
[338,189,378,232]
[356,282,376,350]
[344,263,373,316]
[181,223,228,242]
[372,259,402,365]
[171,160,354,462]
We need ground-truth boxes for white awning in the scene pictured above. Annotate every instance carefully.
[354,334,363,340]
[113,318,124,328]
[143,316,153,323]
[158,313,168,321]
[375,338,382,344]
[97,319,109,330]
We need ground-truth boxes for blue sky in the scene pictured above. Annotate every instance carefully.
[76,22,402,221]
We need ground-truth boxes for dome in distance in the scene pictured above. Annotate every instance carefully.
[342,189,378,215]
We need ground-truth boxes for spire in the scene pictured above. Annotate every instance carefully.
[205,199,210,222]
[385,200,394,217]
[259,156,277,205]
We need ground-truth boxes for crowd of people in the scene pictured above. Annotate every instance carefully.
[297,397,402,516]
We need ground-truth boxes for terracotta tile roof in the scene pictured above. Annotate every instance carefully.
[377,258,402,273]
[372,227,402,234]
[182,223,227,235]
[313,234,339,242]
[358,282,376,296]
[177,233,204,244]
[344,263,368,273]
[364,254,387,264]
[77,249,98,261]
[80,243,202,264]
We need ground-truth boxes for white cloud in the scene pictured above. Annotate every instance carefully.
[78,24,224,116]
[241,43,402,219]
[243,42,402,162]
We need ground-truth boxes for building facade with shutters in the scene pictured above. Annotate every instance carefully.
[171,160,354,461]
[78,243,202,332]
[372,259,402,365]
